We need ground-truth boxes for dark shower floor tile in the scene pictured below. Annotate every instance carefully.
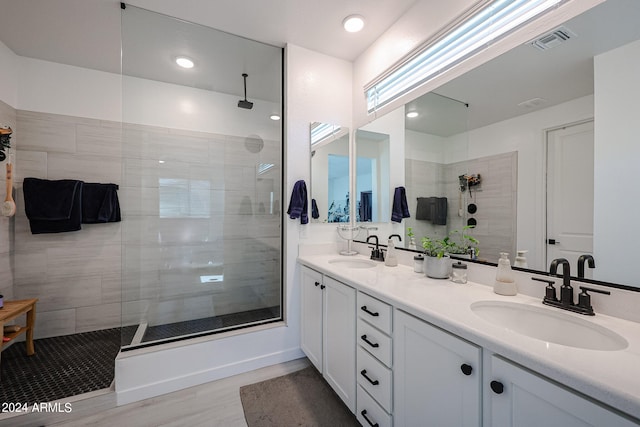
[142,306,281,343]
[0,326,138,405]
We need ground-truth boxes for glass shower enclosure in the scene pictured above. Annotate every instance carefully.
[120,5,283,348]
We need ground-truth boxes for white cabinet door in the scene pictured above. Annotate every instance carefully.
[394,309,481,427]
[300,266,323,372]
[489,356,639,427]
[323,275,356,413]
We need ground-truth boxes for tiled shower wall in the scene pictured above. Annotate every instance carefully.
[12,109,281,338]
[14,111,123,338]
[0,100,16,301]
[121,123,281,327]
[404,151,516,261]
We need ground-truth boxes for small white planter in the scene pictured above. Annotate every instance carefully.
[424,255,451,279]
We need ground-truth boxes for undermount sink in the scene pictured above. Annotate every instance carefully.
[470,301,628,351]
[328,258,377,269]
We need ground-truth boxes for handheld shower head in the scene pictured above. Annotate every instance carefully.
[238,73,254,109]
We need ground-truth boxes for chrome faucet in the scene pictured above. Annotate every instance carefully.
[366,235,384,261]
[577,254,595,278]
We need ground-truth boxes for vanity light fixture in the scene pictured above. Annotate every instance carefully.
[406,111,419,118]
[365,0,567,113]
[343,15,365,33]
[175,56,195,69]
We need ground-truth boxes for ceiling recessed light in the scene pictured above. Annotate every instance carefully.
[343,15,365,33]
[175,56,194,69]
[406,111,419,118]
[270,114,281,121]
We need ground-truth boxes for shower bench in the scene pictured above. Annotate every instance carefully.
[0,298,38,367]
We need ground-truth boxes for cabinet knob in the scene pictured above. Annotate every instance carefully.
[314,281,320,287]
[360,409,379,427]
[460,363,473,376]
[490,380,504,394]
[320,284,326,289]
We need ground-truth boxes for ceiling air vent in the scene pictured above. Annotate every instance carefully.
[531,26,576,51]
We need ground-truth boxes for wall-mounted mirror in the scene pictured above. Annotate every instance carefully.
[356,0,640,288]
[309,123,350,223]
[355,129,390,223]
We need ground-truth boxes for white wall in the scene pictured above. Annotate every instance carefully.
[0,40,19,109]
[593,39,640,286]
[289,45,354,246]
[464,95,593,271]
[18,57,121,121]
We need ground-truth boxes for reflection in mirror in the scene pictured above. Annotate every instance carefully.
[398,0,640,288]
[355,130,390,223]
[309,123,350,223]
[433,0,640,287]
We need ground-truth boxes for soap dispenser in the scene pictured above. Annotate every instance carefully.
[494,252,517,295]
[385,239,398,267]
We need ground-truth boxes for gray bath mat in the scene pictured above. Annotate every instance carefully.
[239,365,359,427]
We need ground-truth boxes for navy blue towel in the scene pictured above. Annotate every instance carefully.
[24,178,83,234]
[287,180,308,224]
[391,186,410,223]
[82,183,121,223]
[311,198,319,219]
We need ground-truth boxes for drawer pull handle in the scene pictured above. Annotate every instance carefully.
[490,380,504,394]
[361,409,379,427]
[361,334,380,348]
[314,281,320,287]
[361,306,380,317]
[460,363,473,376]
[360,369,379,386]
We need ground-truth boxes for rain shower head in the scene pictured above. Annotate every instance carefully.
[238,73,254,110]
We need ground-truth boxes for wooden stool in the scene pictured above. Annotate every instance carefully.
[1,299,38,367]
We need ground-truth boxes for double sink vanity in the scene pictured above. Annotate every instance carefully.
[298,249,640,426]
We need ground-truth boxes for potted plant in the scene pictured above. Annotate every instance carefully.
[407,227,417,250]
[448,225,480,259]
[421,227,480,279]
[421,235,454,279]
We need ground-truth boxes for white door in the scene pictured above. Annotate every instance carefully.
[394,310,481,427]
[323,276,356,413]
[300,266,323,372]
[546,121,594,275]
[489,356,638,427]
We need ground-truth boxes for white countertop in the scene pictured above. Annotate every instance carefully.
[298,253,640,421]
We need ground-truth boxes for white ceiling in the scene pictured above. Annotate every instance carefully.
[0,0,418,73]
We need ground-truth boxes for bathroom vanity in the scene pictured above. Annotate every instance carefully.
[298,253,640,426]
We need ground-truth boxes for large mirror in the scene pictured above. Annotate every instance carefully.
[356,0,640,289]
[310,123,350,223]
[355,129,390,223]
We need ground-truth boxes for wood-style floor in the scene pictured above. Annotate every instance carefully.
[1,358,310,427]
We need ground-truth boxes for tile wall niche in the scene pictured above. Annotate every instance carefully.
[12,109,281,339]
[0,100,16,301]
[404,151,516,261]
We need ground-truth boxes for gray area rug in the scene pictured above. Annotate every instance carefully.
[239,365,360,427]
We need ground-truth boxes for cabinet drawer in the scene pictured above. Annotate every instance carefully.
[358,292,392,334]
[357,317,392,367]
[357,385,392,427]
[357,347,393,413]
